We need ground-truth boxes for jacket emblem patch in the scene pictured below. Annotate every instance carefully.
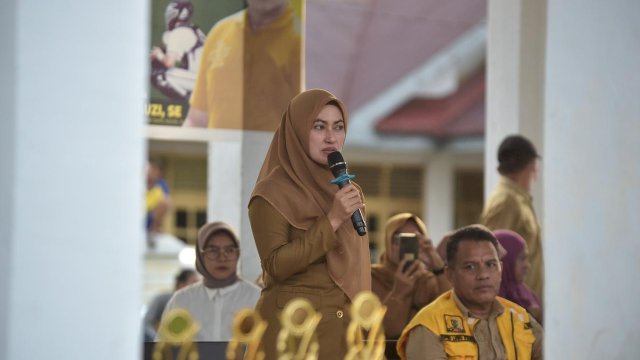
[444,315,465,333]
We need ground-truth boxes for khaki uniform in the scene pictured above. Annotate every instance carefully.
[249,197,352,359]
[480,177,543,300]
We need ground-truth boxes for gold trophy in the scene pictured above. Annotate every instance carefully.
[345,291,387,360]
[277,298,322,360]
[153,308,200,360]
[227,308,267,360]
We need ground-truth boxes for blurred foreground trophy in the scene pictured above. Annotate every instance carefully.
[153,308,200,360]
[345,291,387,360]
[277,298,322,360]
[227,308,267,360]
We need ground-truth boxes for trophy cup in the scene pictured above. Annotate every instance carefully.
[153,308,200,360]
[277,298,322,360]
[345,291,387,360]
[227,308,267,360]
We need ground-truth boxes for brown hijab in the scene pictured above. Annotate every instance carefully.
[250,88,370,300]
[371,213,430,289]
[196,221,240,289]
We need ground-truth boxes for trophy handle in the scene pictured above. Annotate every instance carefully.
[227,308,267,360]
[277,298,322,360]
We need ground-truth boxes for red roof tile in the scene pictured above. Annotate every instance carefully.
[375,69,485,138]
[306,0,487,112]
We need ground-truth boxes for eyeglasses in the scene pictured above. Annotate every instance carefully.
[201,246,239,260]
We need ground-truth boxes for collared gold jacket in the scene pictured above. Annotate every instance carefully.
[397,291,537,360]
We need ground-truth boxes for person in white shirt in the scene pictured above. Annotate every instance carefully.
[159,221,261,342]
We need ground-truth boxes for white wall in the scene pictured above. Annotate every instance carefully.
[0,0,148,358]
[0,0,17,356]
[240,132,273,281]
[486,0,546,212]
[208,131,272,281]
[544,0,640,358]
[425,152,455,245]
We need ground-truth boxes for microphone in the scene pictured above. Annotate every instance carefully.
[327,151,367,236]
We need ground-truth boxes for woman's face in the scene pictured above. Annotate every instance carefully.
[308,104,346,166]
[201,232,239,280]
[514,244,530,283]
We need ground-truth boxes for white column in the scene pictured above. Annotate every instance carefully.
[486,0,546,213]
[209,139,243,235]
[208,131,272,281]
[544,0,640,358]
[0,0,148,358]
[240,132,273,281]
[0,0,17,355]
[425,152,455,245]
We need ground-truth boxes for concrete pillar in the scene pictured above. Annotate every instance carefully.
[544,0,640,357]
[209,138,243,236]
[425,152,455,245]
[0,0,17,356]
[486,0,546,213]
[208,132,272,281]
[0,0,148,358]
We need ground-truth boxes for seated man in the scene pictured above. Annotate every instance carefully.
[397,225,543,360]
[158,222,261,341]
[143,268,200,341]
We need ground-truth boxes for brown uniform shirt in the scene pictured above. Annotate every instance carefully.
[248,197,352,360]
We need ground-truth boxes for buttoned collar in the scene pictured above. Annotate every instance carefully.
[204,280,240,300]
[452,291,504,325]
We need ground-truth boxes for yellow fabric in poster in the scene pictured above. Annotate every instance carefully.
[190,2,302,131]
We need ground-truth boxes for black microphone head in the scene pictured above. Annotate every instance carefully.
[327,151,347,176]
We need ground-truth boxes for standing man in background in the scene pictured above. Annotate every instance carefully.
[480,135,543,301]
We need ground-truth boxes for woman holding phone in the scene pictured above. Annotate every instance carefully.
[371,213,451,341]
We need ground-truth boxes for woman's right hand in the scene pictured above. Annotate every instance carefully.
[392,258,427,298]
[327,184,363,231]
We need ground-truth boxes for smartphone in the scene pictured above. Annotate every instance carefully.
[398,233,419,273]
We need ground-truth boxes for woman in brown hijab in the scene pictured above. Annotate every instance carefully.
[249,89,370,359]
[371,213,451,342]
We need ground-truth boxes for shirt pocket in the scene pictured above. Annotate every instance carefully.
[442,339,478,360]
[513,323,536,352]
[276,289,325,323]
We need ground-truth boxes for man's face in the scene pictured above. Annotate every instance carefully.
[526,159,540,184]
[177,273,200,290]
[446,240,502,311]
[246,0,288,13]
[146,162,160,186]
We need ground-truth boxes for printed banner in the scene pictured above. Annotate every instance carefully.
[147,0,304,130]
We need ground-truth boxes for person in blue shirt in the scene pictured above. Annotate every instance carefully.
[146,158,171,235]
